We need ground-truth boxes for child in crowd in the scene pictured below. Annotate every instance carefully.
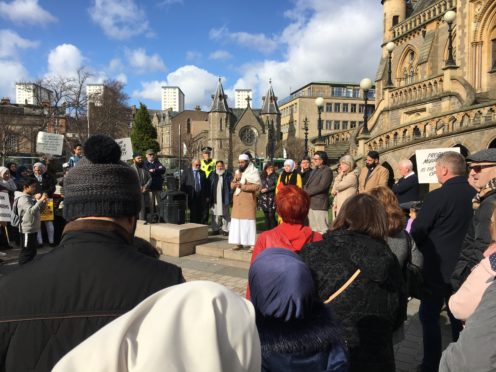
[16,178,47,265]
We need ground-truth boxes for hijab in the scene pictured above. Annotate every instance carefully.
[284,159,295,172]
[249,248,315,321]
[53,281,261,372]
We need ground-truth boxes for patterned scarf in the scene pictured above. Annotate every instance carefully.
[473,177,496,209]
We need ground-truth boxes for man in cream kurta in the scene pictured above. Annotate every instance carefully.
[229,154,261,250]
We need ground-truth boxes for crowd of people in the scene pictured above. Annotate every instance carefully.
[1,134,496,372]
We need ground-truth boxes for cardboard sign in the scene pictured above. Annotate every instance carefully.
[0,193,11,222]
[40,199,54,222]
[416,147,461,184]
[115,138,133,161]
[36,132,64,155]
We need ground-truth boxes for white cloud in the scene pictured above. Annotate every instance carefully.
[209,26,278,54]
[115,72,127,84]
[89,0,151,40]
[234,0,383,103]
[125,48,166,73]
[208,50,232,61]
[157,0,182,7]
[108,58,124,71]
[47,44,84,77]
[132,65,219,109]
[0,59,28,99]
[0,0,56,24]
[0,29,38,58]
[185,50,202,62]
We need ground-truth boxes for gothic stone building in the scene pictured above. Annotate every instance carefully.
[322,0,496,181]
[155,79,281,168]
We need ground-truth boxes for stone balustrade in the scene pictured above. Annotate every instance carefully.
[389,75,445,107]
[392,0,456,40]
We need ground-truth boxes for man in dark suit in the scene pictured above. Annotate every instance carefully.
[303,151,333,234]
[411,151,476,372]
[180,158,209,224]
[392,159,419,203]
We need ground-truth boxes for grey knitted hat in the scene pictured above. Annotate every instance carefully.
[63,135,141,221]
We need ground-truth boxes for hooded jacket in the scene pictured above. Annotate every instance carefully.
[299,229,406,372]
[246,223,322,299]
[0,219,184,372]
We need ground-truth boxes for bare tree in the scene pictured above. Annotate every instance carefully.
[274,137,306,161]
[0,105,38,161]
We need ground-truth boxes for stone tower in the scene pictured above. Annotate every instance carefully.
[260,80,281,159]
[208,78,232,165]
[382,0,406,42]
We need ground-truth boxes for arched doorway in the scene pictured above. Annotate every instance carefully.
[381,161,395,189]
[452,144,469,157]
[489,138,496,148]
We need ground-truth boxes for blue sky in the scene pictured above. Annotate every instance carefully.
[0,0,384,110]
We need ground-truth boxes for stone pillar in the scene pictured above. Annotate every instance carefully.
[356,133,371,158]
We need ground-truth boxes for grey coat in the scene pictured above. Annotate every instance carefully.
[387,230,423,269]
[440,280,496,372]
[131,164,152,190]
[303,165,333,210]
[16,194,45,233]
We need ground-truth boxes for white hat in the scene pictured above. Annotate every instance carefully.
[239,154,250,161]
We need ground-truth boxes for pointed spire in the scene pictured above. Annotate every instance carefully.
[261,79,280,115]
[210,77,229,112]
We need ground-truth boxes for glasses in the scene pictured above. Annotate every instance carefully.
[468,164,496,173]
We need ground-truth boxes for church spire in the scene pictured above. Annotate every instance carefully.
[210,77,229,112]
[261,79,280,115]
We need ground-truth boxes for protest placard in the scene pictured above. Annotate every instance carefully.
[40,199,54,222]
[0,193,11,222]
[36,132,64,156]
[115,138,133,161]
[416,147,461,184]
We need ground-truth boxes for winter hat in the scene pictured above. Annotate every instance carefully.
[63,135,141,221]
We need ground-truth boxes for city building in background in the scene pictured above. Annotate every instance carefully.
[234,89,253,109]
[86,84,105,107]
[15,83,53,106]
[161,86,185,112]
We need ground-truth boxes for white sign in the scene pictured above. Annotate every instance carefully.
[0,193,11,222]
[416,147,461,184]
[36,132,64,155]
[115,138,133,161]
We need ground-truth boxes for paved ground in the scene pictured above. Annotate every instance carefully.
[0,245,453,372]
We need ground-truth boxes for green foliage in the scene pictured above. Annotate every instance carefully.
[130,102,160,154]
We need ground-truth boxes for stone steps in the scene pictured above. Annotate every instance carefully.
[196,237,252,263]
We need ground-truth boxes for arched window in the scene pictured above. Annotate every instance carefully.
[220,118,223,131]
[187,119,191,134]
[397,46,419,86]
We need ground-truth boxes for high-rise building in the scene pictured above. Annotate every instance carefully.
[15,83,53,105]
[161,86,185,112]
[86,84,105,107]
[234,89,253,108]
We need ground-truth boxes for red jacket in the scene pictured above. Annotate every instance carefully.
[246,223,322,298]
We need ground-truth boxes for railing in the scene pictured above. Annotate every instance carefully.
[389,75,444,107]
[366,102,496,152]
[392,0,456,40]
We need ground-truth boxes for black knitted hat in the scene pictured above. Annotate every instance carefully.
[63,135,141,221]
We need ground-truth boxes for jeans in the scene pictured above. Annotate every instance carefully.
[419,282,463,372]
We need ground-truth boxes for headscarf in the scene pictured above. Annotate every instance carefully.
[0,166,17,192]
[0,166,9,179]
[284,159,295,172]
[52,281,261,372]
[249,248,316,321]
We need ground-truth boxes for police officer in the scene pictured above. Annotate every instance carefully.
[200,147,216,179]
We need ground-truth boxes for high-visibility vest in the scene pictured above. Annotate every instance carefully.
[201,158,216,178]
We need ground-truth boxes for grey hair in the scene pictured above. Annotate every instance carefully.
[398,159,413,171]
[191,158,200,165]
[339,155,355,170]
[436,151,466,176]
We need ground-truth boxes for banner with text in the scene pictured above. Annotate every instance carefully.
[115,138,133,161]
[416,147,461,184]
[0,193,11,222]
[36,132,64,155]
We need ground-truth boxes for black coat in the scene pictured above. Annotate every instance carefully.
[180,168,209,208]
[0,220,184,372]
[411,176,476,286]
[451,189,496,290]
[209,171,233,206]
[299,230,405,372]
[392,173,419,204]
[143,160,165,191]
[33,173,56,197]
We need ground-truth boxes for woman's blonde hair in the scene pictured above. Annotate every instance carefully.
[368,186,405,236]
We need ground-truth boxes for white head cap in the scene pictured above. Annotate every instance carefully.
[239,154,250,161]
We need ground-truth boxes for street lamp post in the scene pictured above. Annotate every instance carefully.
[444,10,457,67]
[303,117,309,157]
[385,41,395,88]
[360,78,373,136]
[315,97,324,140]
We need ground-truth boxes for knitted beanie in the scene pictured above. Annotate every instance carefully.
[63,135,141,221]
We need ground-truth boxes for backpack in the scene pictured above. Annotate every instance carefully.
[10,196,24,229]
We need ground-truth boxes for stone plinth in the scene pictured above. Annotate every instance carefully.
[149,223,208,257]
[135,221,151,241]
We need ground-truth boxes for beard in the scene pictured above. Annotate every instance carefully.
[216,169,225,176]
[136,161,143,168]
[366,163,375,169]
[239,164,248,172]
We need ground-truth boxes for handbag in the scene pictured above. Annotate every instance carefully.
[324,269,361,304]
[404,230,424,299]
